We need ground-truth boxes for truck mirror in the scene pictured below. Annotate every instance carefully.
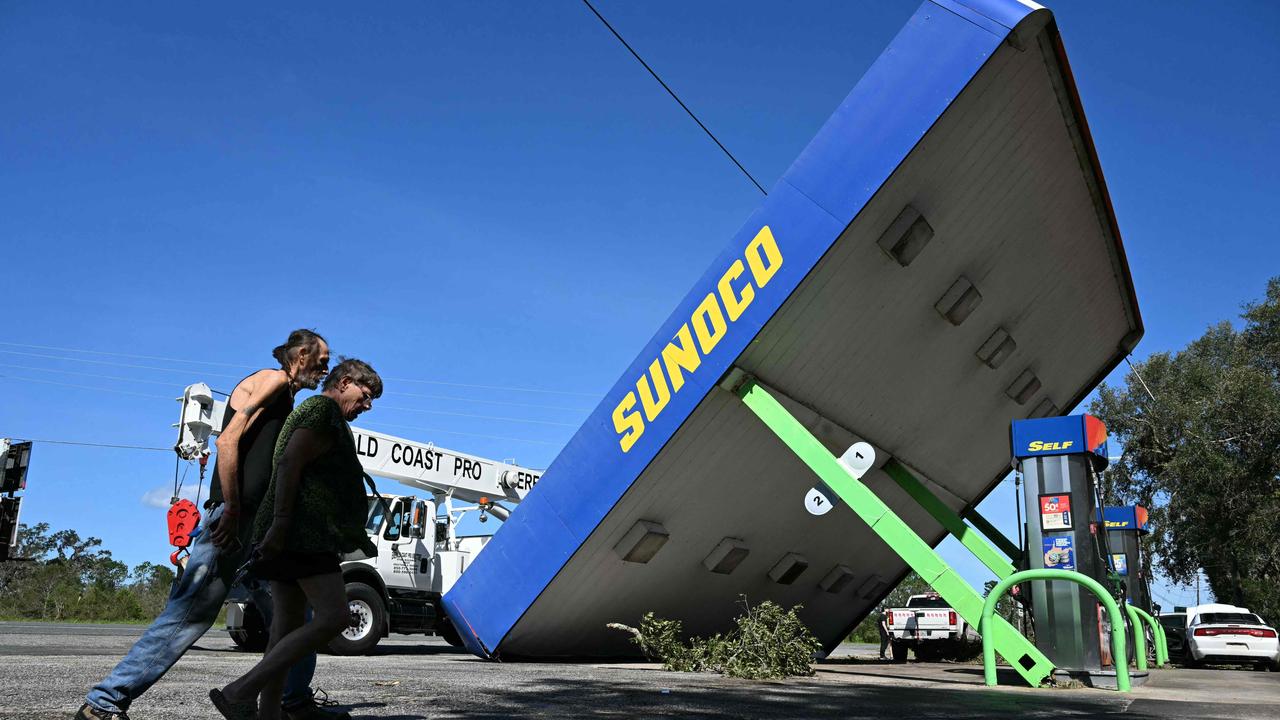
[410,500,429,539]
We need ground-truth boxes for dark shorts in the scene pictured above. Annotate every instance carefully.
[250,551,341,581]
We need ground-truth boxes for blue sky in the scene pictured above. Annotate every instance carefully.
[2,1,1277,612]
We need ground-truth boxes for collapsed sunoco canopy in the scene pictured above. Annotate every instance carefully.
[444,0,1142,659]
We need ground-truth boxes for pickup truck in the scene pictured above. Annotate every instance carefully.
[885,593,979,661]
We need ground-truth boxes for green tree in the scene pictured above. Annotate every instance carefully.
[130,562,178,618]
[0,522,179,622]
[1090,277,1280,623]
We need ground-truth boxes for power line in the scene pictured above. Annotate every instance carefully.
[0,349,244,380]
[1124,356,1159,404]
[380,374,598,398]
[0,343,598,399]
[581,0,767,196]
[2,358,588,412]
[0,373,173,400]
[376,404,579,428]
[4,437,170,452]
[358,420,563,447]
[379,388,591,413]
[0,341,251,369]
[0,362,191,390]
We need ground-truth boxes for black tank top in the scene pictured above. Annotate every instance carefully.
[209,375,294,515]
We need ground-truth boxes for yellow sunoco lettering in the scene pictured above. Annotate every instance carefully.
[612,391,644,453]
[717,259,755,321]
[746,226,783,288]
[637,358,671,421]
[613,225,783,452]
[692,293,728,354]
[661,324,701,393]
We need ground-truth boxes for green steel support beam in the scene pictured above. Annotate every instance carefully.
[964,506,1023,564]
[883,461,1016,580]
[734,379,1054,688]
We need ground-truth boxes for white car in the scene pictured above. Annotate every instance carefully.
[1184,603,1279,670]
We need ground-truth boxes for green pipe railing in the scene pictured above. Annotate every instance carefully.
[1123,604,1149,671]
[1127,603,1167,667]
[1154,617,1169,667]
[982,569,1130,692]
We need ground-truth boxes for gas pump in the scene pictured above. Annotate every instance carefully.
[1102,506,1152,613]
[1011,415,1146,687]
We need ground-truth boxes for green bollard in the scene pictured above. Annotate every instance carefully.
[982,569,1130,692]
[1124,604,1149,672]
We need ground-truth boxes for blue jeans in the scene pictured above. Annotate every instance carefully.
[85,505,317,714]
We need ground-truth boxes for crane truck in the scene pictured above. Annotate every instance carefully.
[173,383,543,654]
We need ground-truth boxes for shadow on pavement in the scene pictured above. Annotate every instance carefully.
[328,674,1258,720]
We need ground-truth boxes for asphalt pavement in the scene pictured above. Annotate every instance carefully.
[0,622,1275,719]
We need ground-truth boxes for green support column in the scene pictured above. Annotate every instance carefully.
[734,379,1054,688]
[964,506,1023,564]
[883,461,1016,580]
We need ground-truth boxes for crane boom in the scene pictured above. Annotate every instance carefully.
[352,426,539,505]
[173,383,541,506]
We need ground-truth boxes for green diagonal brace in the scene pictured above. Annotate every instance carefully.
[964,506,1023,563]
[734,379,1054,687]
[883,461,1016,580]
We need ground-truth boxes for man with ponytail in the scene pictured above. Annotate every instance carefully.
[77,329,350,720]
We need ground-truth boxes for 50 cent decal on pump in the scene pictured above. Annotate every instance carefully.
[1039,493,1072,531]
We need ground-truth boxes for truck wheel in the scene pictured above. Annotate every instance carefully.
[437,619,463,647]
[327,582,385,656]
[229,603,269,652]
[891,641,908,663]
